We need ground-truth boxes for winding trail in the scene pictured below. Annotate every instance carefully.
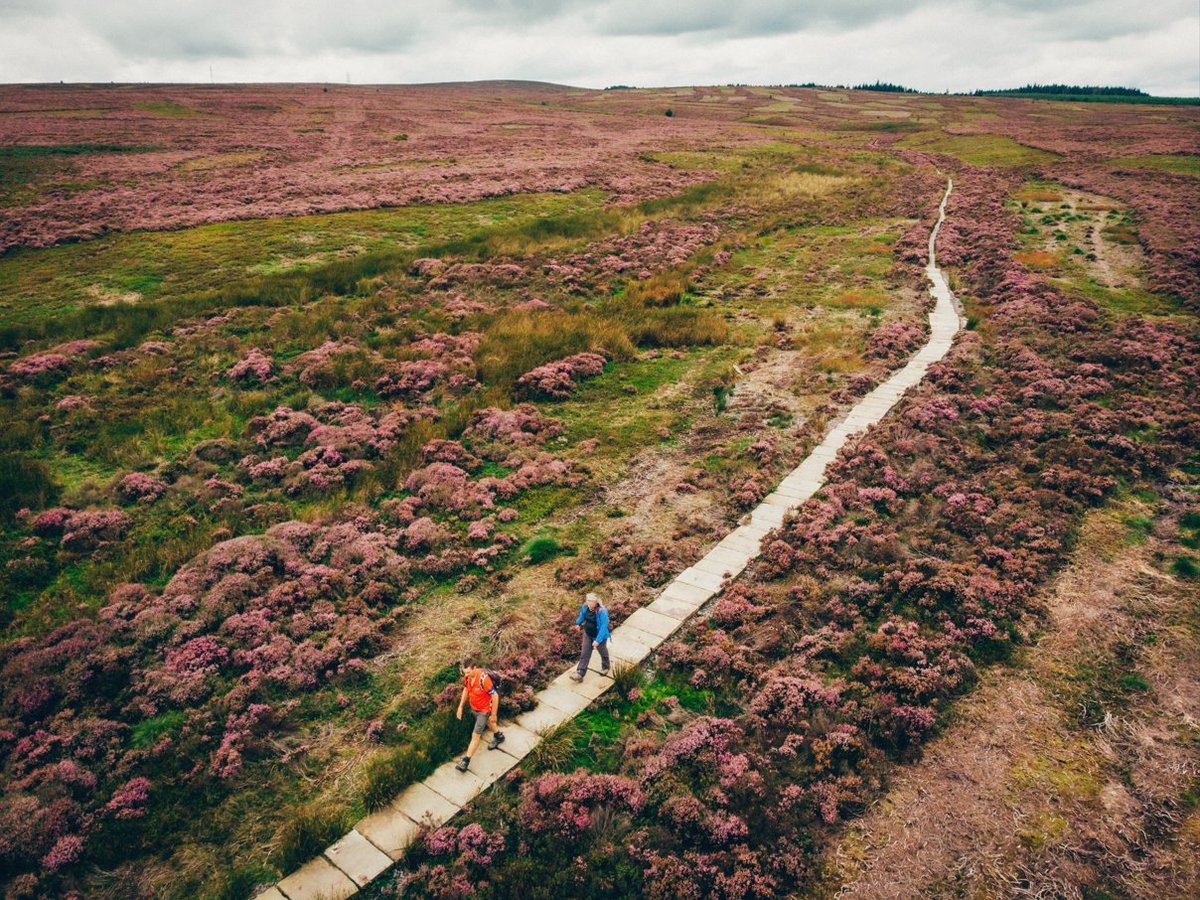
[257,180,963,900]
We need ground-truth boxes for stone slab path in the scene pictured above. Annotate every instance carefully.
[256,179,962,900]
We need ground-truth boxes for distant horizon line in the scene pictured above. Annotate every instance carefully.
[2,78,1197,100]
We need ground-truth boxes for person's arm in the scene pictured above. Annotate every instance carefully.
[456,686,467,720]
[489,690,499,725]
[597,609,610,644]
[575,605,585,630]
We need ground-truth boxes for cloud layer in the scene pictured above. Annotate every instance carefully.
[1,0,1196,95]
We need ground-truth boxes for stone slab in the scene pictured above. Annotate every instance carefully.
[622,607,683,639]
[325,829,392,887]
[693,547,752,576]
[393,781,461,827]
[749,507,787,529]
[645,594,699,621]
[606,635,654,665]
[424,760,487,807]
[355,805,422,861]
[535,682,595,715]
[732,525,773,547]
[493,721,541,758]
[461,745,521,782]
[586,652,613,675]
[256,889,287,900]
[611,624,663,650]
[515,700,579,733]
[771,482,813,500]
[277,856,357,900]
[552,667,615,700]
[657,579,717,605]
[674,565,725,591]
[715,530,762,553]
[759,493,797,511]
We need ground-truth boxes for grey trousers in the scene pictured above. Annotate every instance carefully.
[576,630,610,675]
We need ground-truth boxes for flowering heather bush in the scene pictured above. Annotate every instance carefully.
[58,509,132,553]
[514,351,607,400]
[865,319,926,365]
[567,219,722,278]
[4,354,72,389]
[373,333,481,400]
[519,772,645,837]
[54,395,92,412]
[462,404,563,458]
[226,347,275,383]
[115,473,168,504]
[247,406,321,448]
[287,340,366,388]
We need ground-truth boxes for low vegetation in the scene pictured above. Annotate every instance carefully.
[0,81,1195,898]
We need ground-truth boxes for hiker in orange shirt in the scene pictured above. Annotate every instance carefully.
[455,660,504,772]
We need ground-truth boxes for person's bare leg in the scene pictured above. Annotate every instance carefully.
[466,731,483,759]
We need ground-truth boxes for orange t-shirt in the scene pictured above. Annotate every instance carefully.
[464,669,495,712]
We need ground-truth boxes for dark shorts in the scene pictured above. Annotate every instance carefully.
[471,709,492,734]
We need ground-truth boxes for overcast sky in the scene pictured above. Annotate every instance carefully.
[1,0,1197,95]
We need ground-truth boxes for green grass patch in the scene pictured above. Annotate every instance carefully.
[133,100,211,118]
[1055,278,1185,317]
[271,803,350,872]
[1171,555,1199,579]
[558,673,719,772]
[0,189,606,332]
[898,131,1058,167]
[0,143,158,158]
[522,534,567,564]
[1110,154,1200,178]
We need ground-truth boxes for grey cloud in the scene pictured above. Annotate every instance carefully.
[0,0,1195,94]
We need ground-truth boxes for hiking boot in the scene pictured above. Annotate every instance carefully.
[455,756,471,772]
[599,666,610,676]
[569,672,584,683]
[487,732,505,750]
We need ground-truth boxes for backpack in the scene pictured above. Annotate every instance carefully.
[467,667,503,696]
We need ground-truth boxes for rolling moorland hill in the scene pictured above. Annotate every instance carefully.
[0,82,1197,899]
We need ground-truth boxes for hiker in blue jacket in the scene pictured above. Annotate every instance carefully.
[570,592,610,682]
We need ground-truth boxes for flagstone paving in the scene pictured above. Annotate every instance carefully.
[256,180,962,899]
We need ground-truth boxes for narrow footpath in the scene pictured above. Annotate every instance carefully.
[257,179,963,900]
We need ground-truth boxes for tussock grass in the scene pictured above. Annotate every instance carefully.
[475,310,633,389]
[359,709,472,811]
[611,661,646,699]
[526,719,583,772]
[270,802,350,872]
[359,746,429,812]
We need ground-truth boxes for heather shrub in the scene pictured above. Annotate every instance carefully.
[519,772,645,838]
[515,351,607,400]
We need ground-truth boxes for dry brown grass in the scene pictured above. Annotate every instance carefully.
[1014,249,1062,269]
[1016,189,1064,203]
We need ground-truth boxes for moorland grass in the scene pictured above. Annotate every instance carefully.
[1109,154,1200,178]
[897,130,1058,167]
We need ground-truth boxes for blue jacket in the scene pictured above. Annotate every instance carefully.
[576,604,610,643]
